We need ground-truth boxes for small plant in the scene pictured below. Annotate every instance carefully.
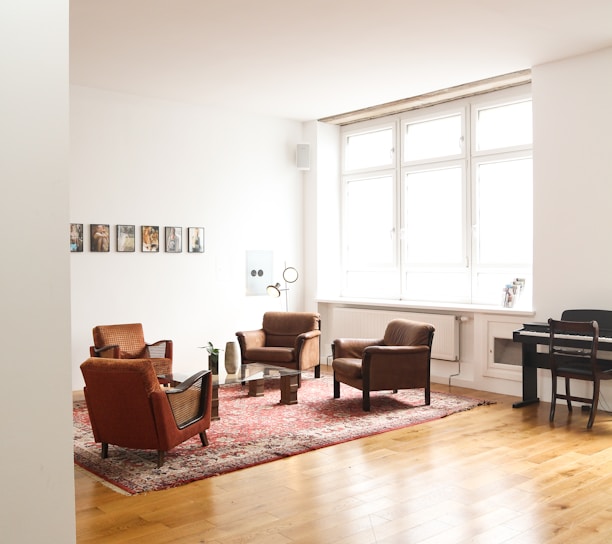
[205,341,222,357]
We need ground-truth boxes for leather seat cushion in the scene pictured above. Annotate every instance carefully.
[332,358,362,380]
[246,347,295,364]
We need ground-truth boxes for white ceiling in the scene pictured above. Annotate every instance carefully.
[70,0,612,122]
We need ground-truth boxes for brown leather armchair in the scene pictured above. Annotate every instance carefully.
[80,357,212,467]
[332,319,435,411]
[236,312,321,379]
[90,323,173,375]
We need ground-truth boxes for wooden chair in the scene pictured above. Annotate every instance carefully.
[81,358,212,467]
[332,319,435,411]
[548,318,612,429]
[90,323,173,375]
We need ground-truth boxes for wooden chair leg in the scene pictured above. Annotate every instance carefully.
[200,431,209,446]
[425,384,431,406]
[157,451,165,468]
[565,377,573,412]
[588,380,601,430]
[549,375,557,422]
[101,443,109,459]
[315,364,321,378]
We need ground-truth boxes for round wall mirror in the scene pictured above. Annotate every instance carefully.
[283,267,299,283]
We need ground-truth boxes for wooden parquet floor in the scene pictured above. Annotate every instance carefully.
[75,374,612,543]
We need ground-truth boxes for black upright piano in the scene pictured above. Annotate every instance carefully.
[512,308,612,408]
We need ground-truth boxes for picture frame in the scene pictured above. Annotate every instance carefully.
[188,227,205,253]
[70,223,83,252]
[165,226,182,253]
[141,225,160,252]
[90,224,110,252]
[117,224,135,252]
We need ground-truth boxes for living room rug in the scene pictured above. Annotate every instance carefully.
[74,374,491,495]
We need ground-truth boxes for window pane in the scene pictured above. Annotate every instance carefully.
[476,157,533,265]
[345,175,394,268]
[404,271,470,302]
[404,166,464,264]
[476,100,532,150]
[344,270,399,298]
[404,114,462,162]
[345,128,393,171]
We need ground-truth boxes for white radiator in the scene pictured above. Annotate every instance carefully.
[330,307,460,361]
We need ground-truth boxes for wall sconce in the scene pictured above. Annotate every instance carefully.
[267,265,299,311]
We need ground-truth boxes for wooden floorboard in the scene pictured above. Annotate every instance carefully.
[75,372,612,543]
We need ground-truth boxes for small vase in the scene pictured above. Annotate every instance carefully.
[209,354,219,375]
[224,341,241,374]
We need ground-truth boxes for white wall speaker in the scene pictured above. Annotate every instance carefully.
[296,143,310,171]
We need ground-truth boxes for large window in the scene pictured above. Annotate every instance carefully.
[341,87,532,305]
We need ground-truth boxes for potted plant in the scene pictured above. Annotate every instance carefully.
[205,342,222,374]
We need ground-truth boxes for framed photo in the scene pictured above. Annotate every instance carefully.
[70,223,83,252]
[117,225,135,252]
[188,227,205,253]
[165,226,182,253]
[141,225,160,252]
[90,224,110,252]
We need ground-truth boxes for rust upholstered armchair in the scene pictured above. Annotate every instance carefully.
[80,357,212,468]
[90,323,173,375]
[332,319,435,411]
[236,312,321,379]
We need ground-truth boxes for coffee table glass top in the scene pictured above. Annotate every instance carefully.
[214,363,301,386]
[158,363,300,387]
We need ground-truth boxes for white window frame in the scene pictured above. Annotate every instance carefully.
[339,85,532,305]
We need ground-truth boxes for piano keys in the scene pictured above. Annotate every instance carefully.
[512,309,612,408]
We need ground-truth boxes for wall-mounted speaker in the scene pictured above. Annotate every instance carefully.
[296,143,310,171]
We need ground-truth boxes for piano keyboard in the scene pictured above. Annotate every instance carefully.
[517,330,612,343]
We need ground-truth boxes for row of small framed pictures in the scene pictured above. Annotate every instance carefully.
[69,224,205,253]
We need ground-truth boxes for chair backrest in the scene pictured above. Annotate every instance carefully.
[92,323,146,358]
[383,319,435,347]
[262,312,320,347]
[80,358,160,446]
[548,318,599,371]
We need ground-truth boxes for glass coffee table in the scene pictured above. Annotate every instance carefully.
[159,363,301,420]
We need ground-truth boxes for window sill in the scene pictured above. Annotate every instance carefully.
[316,296,535,317]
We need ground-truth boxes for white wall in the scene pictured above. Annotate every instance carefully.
[529,47,612,401]
[70,86,305,387]
[0,1,75,542]
[532,47,612,321]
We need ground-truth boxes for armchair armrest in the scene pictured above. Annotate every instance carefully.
[236,329,266,348]
[332,338,383,359]
[147,339,173,359]
[295,329,322,343]
[91,344,120,358]
[364,345,430,356]
[165,370,211,429]
[363,345,431,370]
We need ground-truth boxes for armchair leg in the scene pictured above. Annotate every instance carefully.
[425,384,431,406]
[333,376,340,398]
[315,364,321,379]
[362,389,371,412]
[200,431,209,446]
[157,451,165,468]
[101,443,109,459]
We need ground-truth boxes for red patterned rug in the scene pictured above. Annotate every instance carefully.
[74,374,491,495]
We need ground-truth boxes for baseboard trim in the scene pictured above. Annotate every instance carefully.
[73,389,85,403]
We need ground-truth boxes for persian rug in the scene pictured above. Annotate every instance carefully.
[74,374,491,495]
